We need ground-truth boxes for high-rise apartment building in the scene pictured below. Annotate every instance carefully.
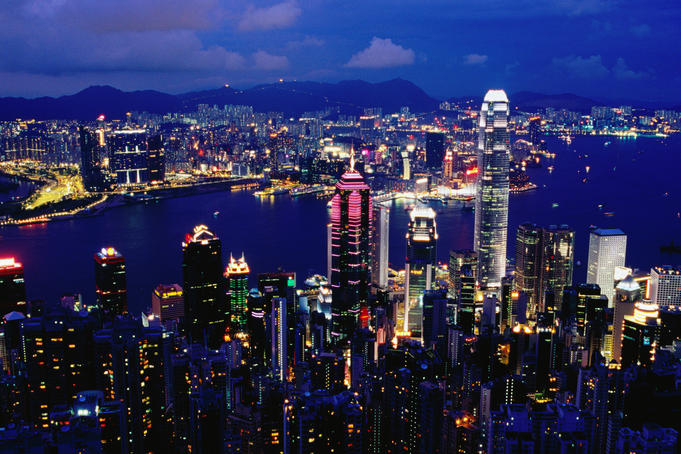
[94,247,127,319]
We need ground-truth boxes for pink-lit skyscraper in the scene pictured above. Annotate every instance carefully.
[329,157,372,342]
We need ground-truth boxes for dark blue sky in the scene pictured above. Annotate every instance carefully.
[1,0,679,101]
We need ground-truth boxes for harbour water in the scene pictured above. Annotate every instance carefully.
[1,135,680,313]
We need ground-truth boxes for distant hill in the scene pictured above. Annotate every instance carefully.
[0,86,181,121]
[511,91,599,113]
[0,78,439,121]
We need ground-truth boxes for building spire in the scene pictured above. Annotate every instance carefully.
[350,146,355,172]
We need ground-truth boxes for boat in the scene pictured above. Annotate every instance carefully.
[604,211,615,217]
[604,141,612,147]
[552,202,559,208]
[213,211,220,218]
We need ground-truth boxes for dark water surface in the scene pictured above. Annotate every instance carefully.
[2,135,680,312]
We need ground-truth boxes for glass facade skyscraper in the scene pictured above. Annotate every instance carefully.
[587,228,627,305]
[225,253,250,330]
[329,159,372,342]
[474,89,510,289]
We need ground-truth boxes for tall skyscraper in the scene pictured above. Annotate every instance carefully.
[404,207,438,335]
[514,223,543,312]
[448,249,477,299]
[182,225,226,347]
[371,204,390,289]
[649,265,681,306]
[78,126,103,191]
[0,257,26,315]
[474,89,510,289]
[587,228,627,305]
[225,253,250,330]
[425,131,445,169]
[94,247,127,319]
[329,157,372,342]
[109,129,149,186]
[271,297,287,381]
[621,302,661,368]
[514,224,575,314]
[147,134,165,184]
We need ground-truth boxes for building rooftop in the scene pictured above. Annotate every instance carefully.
[592,228,626,236]
[483,89,509,103]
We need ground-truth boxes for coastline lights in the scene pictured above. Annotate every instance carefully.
[0,257,22,269]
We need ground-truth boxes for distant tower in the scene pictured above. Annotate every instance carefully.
[0,257,26,314]
[425,132,446,169]
[271,297,287,381]
[94,247,127,319]
[371,204,390,289]
[182,225,226,347]
[78,126,102,191]
[329,155,372,342]
[404,207,438,335]
[443,148,454,180]
[474,89,510,289]
[225,253,250,330]
[514,223,543,313]
[109,129,149,186]
[147,134,165,184]
[587,228,627,305]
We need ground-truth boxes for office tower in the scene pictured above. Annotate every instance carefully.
[542,225,575,312]
[271,297,287,382]
[0,257,26,314]
[448,249,477,299]
[94,247,128,319]
[404,207,438,334]
[572,285,608,338]
[514,224,575,315]
[329,157,372,342]
[474,89,510,289]
[371,204,390,288]
[225,253,249,330]
[425,131,446,169]
[649,265,681,306]
[258,271,296,366]
[612,276,640,363]
[182,225,227,347]
[621,302,662,368]
[151,284,184,322]
[401,150,410,180]
[587,228,627,305]
[78,126,103,191]
[311,352,345,393]
[246,290,268,369]
[146,134,165,184]
[422,289,447,354]
[109,129,149,186]
[528,116,541,146]
[514,223,543,313]
[458,265,477,333]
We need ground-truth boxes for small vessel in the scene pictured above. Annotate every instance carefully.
[552,202,559,208]
[213,211,220,218]
[604,141,611,147]
[604,211,615,217]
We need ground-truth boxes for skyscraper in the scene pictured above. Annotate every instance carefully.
[474,89,510,289]
[425,131,445,169]
[0,257,26,315]
[621,302,662,368]
[514,224,543,312]
[182,225,226,347]
[404,207,438,334]
[109,129,149,186]
[225,253,250,330]
[587,228,627,305]
[371,204,390,289]
[514,224,575,314]
[649,265,681,306]
[271,297,287,381]
[147,134,165,184]
[329,157,372,342]
[94,247,127,319]
[78,126,103,191]
[151,283,184,322]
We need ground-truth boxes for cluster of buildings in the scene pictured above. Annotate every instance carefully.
[0,90,680,453]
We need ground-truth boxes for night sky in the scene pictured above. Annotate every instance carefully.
[1,0,679,101]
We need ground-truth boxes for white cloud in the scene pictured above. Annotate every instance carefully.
[463,53,488,65]
[346,37,415,69]
[552,55,609,78]
[238,1,301,31]
[613,58,648,80]
[252,50,289,70]
[287,36,325,50]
